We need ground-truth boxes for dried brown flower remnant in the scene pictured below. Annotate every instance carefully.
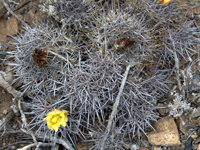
[32,49,49,68]
[115,37,135,49]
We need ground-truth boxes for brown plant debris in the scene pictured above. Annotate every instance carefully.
[32,49,49,68]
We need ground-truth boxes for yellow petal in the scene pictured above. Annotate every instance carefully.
[44,109,68,132]
[60,118,67,127]
[48,125,53,130]
[53,124,60,132]
[163,0,172,6]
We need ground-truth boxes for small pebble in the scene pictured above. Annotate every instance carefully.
[190,107,200,118]
[4,66,14,83]
[157,103,170,116]
[2,141,6,147]
[148,116,181,146]
[3,109,8,115]
[196,144,200,150]
[130,144,139,150]
[2,90,5,94]
[188,0,196,5]
[178,115,187,134]
[191,132,198,139]
[197,117,200,126]
[194,136,200,144]
[188,74,200,92]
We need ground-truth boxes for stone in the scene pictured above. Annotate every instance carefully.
[148,116,181,147]
[197,117,200,126]
[196,144,200,150]
[191,132,198,139]
[188,74,200,92]
[194,137,200,150]
[2,89,5,94]
[23,9,42,24]
[3,109,8,115]
[190,107,200,119]
[4,66,14,83]
[188,0,196,5]
[13,79,23,88]
[3,66,22,88]
[194,136,200,144]
[6,16,18,35]
[157,103,170,116]
[178,115,187,134]
[130,144,139,150]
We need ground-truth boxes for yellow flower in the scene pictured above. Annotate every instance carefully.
[43,108,69,132]
[156,0,172,6]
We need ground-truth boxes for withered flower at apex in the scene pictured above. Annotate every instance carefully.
[32,49,49,68]
[156,0,172,6]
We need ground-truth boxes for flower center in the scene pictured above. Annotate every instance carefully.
[51,114,61,124]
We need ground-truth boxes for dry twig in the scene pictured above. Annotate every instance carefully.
[0,129,74,150]
[189,94,200,103]
[0,72,30,130]
[17,142,54,150]
[17,143,36,150]
[20,129,74,150]
[0,71,37,147]
[0,71,22,98]
[47,50,74,68]
[0,112,15,131]
[169,33,185,97]
[0,0,30,28]
[18,100,28,128]
[36,132,75,150]
[100,62,137,150]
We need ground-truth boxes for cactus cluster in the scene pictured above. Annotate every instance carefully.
[5,0,200,149]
